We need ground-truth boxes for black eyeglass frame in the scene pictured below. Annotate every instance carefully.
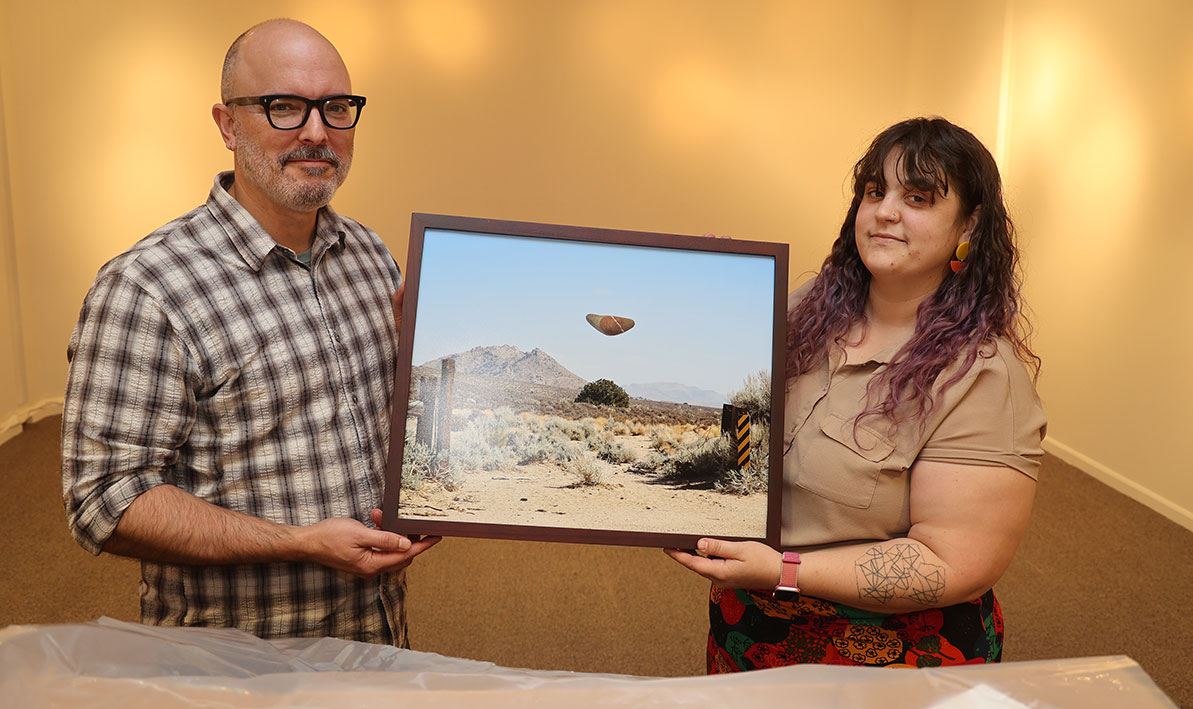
[224,94,367,130]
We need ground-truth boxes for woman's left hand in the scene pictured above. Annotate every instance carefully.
[664,538,781,590]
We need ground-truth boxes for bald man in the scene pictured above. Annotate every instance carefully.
[61,20,438,644]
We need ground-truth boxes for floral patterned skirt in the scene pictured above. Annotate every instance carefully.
[707,586,1003,672]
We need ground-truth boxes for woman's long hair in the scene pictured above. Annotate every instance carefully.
[787,117,1039,429]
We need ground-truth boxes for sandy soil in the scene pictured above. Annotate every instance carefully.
[398,433,767,538]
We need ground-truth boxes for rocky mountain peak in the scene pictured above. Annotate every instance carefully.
[420,345,587,389]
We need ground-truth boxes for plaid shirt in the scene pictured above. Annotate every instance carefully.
[61,172,406,643]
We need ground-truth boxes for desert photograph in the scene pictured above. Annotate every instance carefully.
[396,227,778,539]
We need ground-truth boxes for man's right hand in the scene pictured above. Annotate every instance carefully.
[298,514,440,578]
[103,484,441,577]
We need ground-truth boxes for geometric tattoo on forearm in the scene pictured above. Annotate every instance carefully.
[855,544,945,606]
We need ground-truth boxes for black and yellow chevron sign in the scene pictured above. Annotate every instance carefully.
[734,412,751,471]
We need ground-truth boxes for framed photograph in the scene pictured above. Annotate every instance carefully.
[381,214,788,549]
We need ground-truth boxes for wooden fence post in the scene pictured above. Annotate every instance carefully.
[415,376,434,448]
[436,359,456,457]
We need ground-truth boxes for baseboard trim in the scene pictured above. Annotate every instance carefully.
[1044,437,1193,533]
[0,398,63,448]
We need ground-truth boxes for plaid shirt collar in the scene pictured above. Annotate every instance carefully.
[207,171,347,271]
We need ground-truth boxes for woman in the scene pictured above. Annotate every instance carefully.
[666,117,1046,670]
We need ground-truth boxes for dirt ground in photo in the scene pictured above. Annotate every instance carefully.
[399,433,767,538]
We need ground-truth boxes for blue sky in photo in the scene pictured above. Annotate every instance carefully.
[409,228,776,397]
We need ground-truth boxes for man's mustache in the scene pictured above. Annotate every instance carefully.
[279,146,341,168]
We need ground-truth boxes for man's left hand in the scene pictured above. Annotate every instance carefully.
[392,283,404,334]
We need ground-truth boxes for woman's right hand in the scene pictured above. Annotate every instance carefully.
[664,538,781,590]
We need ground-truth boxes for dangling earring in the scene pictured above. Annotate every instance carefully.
[950,241,970,273]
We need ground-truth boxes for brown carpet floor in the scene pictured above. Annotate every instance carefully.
[2,416,1189,706]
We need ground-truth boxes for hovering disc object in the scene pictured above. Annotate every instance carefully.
[586,313,635,336]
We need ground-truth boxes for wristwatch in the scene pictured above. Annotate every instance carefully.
[773,551,801,601]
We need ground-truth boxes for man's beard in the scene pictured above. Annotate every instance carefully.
[235,130,353,212]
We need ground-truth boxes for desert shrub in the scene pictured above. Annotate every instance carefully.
[568,452,606,486]
[651,420,768,495]
[714,466,768,496]
[515,426,579,465]
[632,450,668,471]
[575,378,630,408]
[453,433,517,471]
[452,412,582,467]
[649,424,680,454]
[586,435,638,464]
[713,421,770,496]
[558,419,586,441]
[448,414,519,471]
[484,406,521,447]
[658,435,737,483]
[577,417,603,440]
[400,438,431,489]
[751,420,769,458]
[401,438,458,490]
[603,417,632,436]
[514,439,550,465]
[651,424,702,454]
[729,369,772,425]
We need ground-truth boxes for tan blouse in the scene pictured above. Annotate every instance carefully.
[781,288,1047,549]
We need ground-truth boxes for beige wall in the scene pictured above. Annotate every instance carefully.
[904,0,1009,148]
[1001,0,1193,523]
[1,0,1189,526]
[0,34,26,444]
[0,0,911,426]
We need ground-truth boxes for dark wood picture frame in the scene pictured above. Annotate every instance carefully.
[381,214,788,549]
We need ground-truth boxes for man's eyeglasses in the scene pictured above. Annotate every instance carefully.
[225,95,366,130]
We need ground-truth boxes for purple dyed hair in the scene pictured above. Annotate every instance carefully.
[787,117,1039,429]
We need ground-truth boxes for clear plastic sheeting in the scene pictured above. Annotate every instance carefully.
[0,618,1177,708]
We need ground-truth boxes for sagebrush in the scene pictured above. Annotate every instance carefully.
[404,406,765,496]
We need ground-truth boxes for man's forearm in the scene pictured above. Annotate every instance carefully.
[102,484,305,565]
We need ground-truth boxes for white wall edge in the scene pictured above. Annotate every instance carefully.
[1043,437,1193,534]
[0,397,63,448]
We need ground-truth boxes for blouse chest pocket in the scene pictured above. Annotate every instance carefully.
[793,412,896,509]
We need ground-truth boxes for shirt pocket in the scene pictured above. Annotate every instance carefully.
[794,412,896,509]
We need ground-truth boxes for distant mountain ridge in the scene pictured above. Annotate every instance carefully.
[625,382,727,408]
[419,345,587,389]
[418,346,726,406]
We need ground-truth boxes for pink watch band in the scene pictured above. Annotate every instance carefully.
[776,551,801,593]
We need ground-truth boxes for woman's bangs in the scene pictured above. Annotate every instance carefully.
[896,145,951,199]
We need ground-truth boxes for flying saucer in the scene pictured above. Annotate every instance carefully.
[586,313,635,336]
